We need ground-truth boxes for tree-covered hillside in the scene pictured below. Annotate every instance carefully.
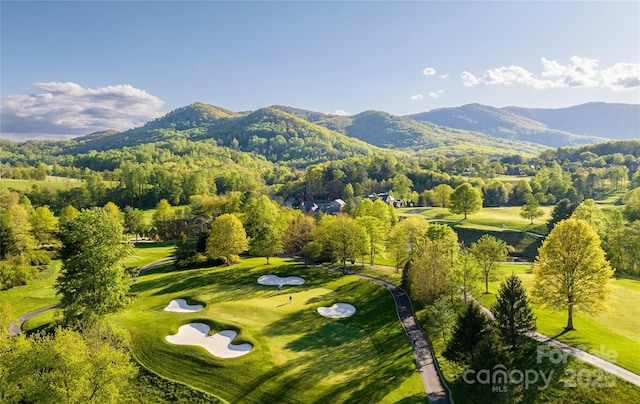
[409,103,611,147]
[273,106,547,156]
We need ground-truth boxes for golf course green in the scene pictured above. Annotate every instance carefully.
[116,257,427,403]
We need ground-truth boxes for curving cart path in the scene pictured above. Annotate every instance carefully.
[7,256,176,336]
[469,294,640,388]
[317,265,452,403]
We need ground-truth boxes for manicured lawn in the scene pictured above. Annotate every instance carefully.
[124,241,177,270]
[401,206,552,235]
[475,264,640,375]
[419,303,640,404]
[117,257,426,403]
[0,175,83,191]
[0,263,61,317]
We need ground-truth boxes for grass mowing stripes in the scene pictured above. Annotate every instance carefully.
[475,264,640,375]
[117,257,426,403]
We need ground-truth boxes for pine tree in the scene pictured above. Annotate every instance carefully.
[491,274,536,349]
[443,302,489,364]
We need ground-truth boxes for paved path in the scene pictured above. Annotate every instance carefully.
[138,256,176,276]
[317,265,452,403]
[471,295,640,387]
[8,257,176,335]
[8,303,62,335]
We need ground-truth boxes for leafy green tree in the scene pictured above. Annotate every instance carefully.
[571,198,608,240]
[622,221,640,276]
[407,224,459,304]
[152,199,173,239]
[57,204,80,228]
[472,234,508,294]
[428,296,456,344]
[330,214,367,270]
[623,187,640,223]
[547,198,576,231]
[0,322,136,403]
[85,171,107,205]
[56,208,133,325]
[443,302,490,364]
[282,215,316,266]
[245,195,284,264]
[206,214,248,265]
[483,180,509,207]
[0,205,35,259]
[392,173,413,201]
[532,218,613,330]
[356,216,385,265]
[356,198,375,217]
[520,195,544,224]
[510,179,533,205]
[123,206,147,240]
[453,247,480,302]
[491,274,536,349]
[388,216,429,270]
[29,206,57,246]
[432,184,453,208]
[449,183,483,219]
[103,201,124,225]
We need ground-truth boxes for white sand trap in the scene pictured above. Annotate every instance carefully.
[164,299,204,313]
[166,323,252,358]
[257,274,305,286]
[317,303,356,318]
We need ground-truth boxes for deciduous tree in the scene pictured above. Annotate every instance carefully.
[471,234,508,294]
[520,195,544,224]
[206,213,248,265]
[531,218,613,330]
[449,183,483,219]
[56,208,133,325]
[432,184,453,208]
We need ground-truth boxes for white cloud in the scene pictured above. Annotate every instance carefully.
[422,67,436,76]
[439,74,449,79]
[1,82,165,139]
[410,94,423,101]
[461,56,639,91]
[333,109,349,116]
[429,90,444,99]
[600,62,640,90]
[461,71,480,87]
[540,55,599,87]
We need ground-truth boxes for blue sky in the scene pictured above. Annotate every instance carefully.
[1,1,639,140]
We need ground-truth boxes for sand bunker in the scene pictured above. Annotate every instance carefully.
[164,299,204,313]
[257,274,305,286]
[317,303,356,318]
[166,323,252,358]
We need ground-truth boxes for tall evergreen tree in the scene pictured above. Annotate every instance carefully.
[444,302,489,364]
[491,274,536,349]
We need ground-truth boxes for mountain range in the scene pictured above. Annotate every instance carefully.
[9,102,639,164]
[408,102,638,148]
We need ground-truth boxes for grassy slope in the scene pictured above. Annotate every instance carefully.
[0,263,60,316]
[117,257,426,403]
[0,175,82,191]
[476,264,640,375]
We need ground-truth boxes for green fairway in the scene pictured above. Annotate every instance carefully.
[400,206,552,235]
[475,264,640,375]
[124,241,177,269]
[117,257,426,403]
[0,263,61,317]
[0,175,83,191]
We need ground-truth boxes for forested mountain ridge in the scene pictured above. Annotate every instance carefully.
[504,102,639,140]
[270,106,547,156]
[54,102,544,164]
[409,102,639,148]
